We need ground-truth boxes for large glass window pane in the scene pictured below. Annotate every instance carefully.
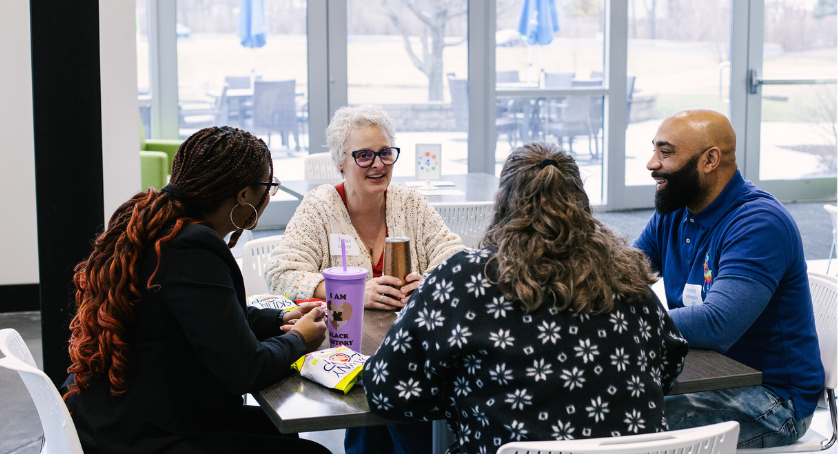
[624,1,732,187]
[176,0,309,182]
[347,0,468,177]
[758,2,837,181]
[137,0,151,137]
[496,0,605,203]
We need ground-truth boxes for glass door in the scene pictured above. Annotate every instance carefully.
[742,0,836,200]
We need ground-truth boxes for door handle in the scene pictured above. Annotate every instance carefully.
[749,69,837,94]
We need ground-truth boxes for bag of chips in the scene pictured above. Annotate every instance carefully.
[291,346,369,394]
[246,294,298,311]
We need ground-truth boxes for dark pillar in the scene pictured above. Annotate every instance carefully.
[30,0,104,386]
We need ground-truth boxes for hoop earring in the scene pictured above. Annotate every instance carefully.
[230,203,258,230]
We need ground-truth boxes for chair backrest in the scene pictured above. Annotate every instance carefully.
[447,76,469,132]
[543,71,574,88]
[809,272,837,391]
[140,150,169,190]
[825,205,837,247]
[252,80,297,133]
[496,70,520,83]
[242,235,284,296]
[304,153,343,182]
[0,329,84,454]
[496,421,740,454]
[432,201,494,249]
[225,75,261,89]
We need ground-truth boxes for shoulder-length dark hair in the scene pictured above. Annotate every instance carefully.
[480,141,656,314]
[66,127,272,398]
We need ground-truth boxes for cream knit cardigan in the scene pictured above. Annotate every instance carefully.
[265,182,466,300]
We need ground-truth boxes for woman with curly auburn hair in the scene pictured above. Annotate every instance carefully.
[64,126,330,454]
[364,142,689,454]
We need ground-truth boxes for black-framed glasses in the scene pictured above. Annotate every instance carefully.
[350,147,400,168]
[257,176,281,196]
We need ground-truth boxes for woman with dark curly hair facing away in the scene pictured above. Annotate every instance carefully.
[364,142,689,454]
[64,127,330,454]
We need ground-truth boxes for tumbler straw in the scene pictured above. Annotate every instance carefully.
[341,239,347,271]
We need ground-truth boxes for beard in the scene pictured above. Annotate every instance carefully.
[653,153,702,215]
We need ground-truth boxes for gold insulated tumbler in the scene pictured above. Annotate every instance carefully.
[383,236,411,290]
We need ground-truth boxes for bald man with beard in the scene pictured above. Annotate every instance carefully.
[634,109,824,448]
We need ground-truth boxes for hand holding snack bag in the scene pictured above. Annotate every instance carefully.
[291,346,369,394]
[246,294,298,311]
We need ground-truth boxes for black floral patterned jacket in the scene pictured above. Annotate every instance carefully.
[364,249,688,454]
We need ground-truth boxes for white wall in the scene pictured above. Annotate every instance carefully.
[0,0,139,287]
[0,0,38,286]
[100,0,141,219]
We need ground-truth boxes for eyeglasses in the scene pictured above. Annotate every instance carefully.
[350,147,400,168]
[257,176,281,196]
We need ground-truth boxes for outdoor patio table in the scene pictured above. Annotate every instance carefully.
[254,309,762,436]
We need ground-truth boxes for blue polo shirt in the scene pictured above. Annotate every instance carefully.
[634,171,823,419]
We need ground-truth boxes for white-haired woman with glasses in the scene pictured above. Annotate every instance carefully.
[265,104,462,454]
[265,104,464,311]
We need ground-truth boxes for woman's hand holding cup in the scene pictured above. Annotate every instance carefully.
[398,272,423,305]
[364,276,406,310]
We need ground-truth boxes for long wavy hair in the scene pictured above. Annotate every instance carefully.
[66,126,272,398]
[480,142,656,314]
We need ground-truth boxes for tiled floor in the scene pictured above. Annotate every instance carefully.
[1,202,834,454]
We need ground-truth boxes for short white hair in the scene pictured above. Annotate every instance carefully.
[326,105,397,171]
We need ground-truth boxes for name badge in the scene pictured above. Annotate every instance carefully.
[329,234,360,256]
[682,284,704,306]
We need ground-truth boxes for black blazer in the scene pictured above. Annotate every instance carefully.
[65,224,306,453]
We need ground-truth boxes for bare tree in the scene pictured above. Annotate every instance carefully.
[642,0,657,39]
[384,0,467,101]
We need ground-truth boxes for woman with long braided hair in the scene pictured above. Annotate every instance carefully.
[64,127,330,453]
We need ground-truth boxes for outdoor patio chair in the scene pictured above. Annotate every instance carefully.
[590,72,635,126]
[448,75,523,148]
[431,201,494,249]
[543,93,603,158]
[304,153,342,182]
[224,75,262,126]
[543,71,574,89]
[178,85,229,136]
[0,328,84,454]
[497,421,739,454]
[737,272,837,453]
[225,75,261,89]
[242,235,284,296]
[496,70,520,83]
[251,80,300,151]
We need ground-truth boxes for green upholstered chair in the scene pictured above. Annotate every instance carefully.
[140,151,168,190]
[139,120,182,190]
[139,121,182,176]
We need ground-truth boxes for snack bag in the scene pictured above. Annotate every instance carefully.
[246,294,297,311]
[291,346,369,394]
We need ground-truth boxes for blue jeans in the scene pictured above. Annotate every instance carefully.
[344,422,433,454]
[665,386,812,448]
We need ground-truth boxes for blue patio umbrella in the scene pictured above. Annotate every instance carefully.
[516,0,559,83]
[237,0,269,86]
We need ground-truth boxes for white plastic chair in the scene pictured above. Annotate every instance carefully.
[0,328,84,454]
[432,201,494,248]
[242,235,284,296]
[738,272,837,453]
[304,153,343,182]
[825,205,837,275]
[497,421,739,454]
